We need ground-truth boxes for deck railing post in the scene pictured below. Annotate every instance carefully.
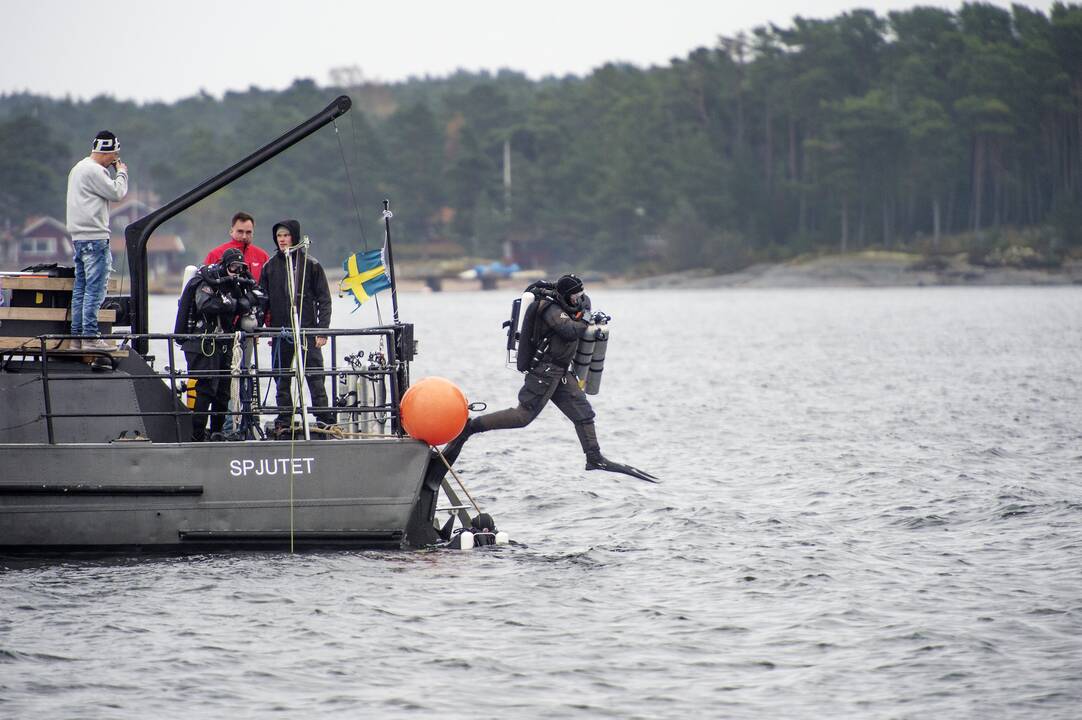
[41,338,55,445]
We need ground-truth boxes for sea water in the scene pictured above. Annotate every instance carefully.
[2,286,1081,718]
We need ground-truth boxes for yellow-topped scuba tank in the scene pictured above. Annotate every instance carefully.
[179,265,200,409]
[572,327,596,389]
[573,320,609,395]
[572,312,610,395]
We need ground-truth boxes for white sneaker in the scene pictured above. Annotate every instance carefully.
[68,338,82,351]
[83,338,116,351]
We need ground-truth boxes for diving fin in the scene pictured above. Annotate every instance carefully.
[585,456,660,483]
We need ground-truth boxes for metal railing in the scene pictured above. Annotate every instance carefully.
[2,324,413,445]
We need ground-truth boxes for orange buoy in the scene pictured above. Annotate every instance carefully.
[400,376,468,445]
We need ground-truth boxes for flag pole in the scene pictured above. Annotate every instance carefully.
[382,199,401,325]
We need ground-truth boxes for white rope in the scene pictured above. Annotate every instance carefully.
[229,330,242,431]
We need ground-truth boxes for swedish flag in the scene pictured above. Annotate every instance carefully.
[340,248,391,310]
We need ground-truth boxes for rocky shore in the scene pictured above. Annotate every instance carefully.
[623,251,1082,290]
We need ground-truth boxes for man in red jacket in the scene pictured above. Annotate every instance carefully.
[204,211,270,282]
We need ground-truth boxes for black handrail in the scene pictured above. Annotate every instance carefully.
[124,95,352,355]
[7,325,405,444]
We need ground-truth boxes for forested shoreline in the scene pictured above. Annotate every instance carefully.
[3,3,1082,275]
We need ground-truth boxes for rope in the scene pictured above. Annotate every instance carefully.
[229,330,242,431]
[284,246,310,552]
[309,424,391,439]
[434,447,483,516]
[0,375,43,393]
[343,109,383,328]
[0,415,46,432]
[334,118,367,252]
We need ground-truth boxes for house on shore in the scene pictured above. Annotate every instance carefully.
[0,216,72,270]
[0,212,186,282]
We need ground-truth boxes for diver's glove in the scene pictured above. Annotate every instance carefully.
[201,264,228,286]
[585,454,659,483]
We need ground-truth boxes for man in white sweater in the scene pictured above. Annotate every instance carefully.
[66,130,128,350]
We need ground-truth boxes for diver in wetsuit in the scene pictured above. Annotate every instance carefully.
[445,274,656,482]
[176,248,262,441]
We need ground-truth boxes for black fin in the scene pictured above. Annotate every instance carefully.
[585,457,660,483]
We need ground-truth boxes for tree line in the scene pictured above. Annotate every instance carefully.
[3,2,1082,274]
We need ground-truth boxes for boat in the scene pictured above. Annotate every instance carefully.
[0,96,463,552]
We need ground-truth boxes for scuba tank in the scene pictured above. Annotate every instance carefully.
[357,368,388,434]
[180,264,198,292]
[572,327,597,389]
[337,352,388,434]
[358,352,388,434]
[337,354,363,433]
[502,282,610,386]
[367,352,389,434]
[584,326,608,395]
[571,312,611,395]
[502,290,535,366]
[173,265,202,342]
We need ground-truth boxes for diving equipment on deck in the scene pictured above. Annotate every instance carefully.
[336,351,389,435]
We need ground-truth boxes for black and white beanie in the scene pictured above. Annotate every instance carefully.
[92,130,119,153]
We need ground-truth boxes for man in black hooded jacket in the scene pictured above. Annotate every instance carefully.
[257,219,335,436]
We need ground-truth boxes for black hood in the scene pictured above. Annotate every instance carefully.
[271,219,302,254]
[218,247,245,268]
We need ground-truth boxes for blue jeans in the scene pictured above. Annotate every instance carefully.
[71,239,112,337]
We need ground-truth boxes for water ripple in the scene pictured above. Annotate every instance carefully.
[2,287,1082,718]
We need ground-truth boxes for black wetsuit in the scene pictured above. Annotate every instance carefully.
[410,288,654,540]
[178,268,242,441]
[468,296,601,458]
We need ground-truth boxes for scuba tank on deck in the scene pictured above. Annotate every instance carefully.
[358,351,388,434]
[336,365,359,433]
[337,351,388,434]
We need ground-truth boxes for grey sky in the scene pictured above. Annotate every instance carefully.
[2,0,1055,103]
